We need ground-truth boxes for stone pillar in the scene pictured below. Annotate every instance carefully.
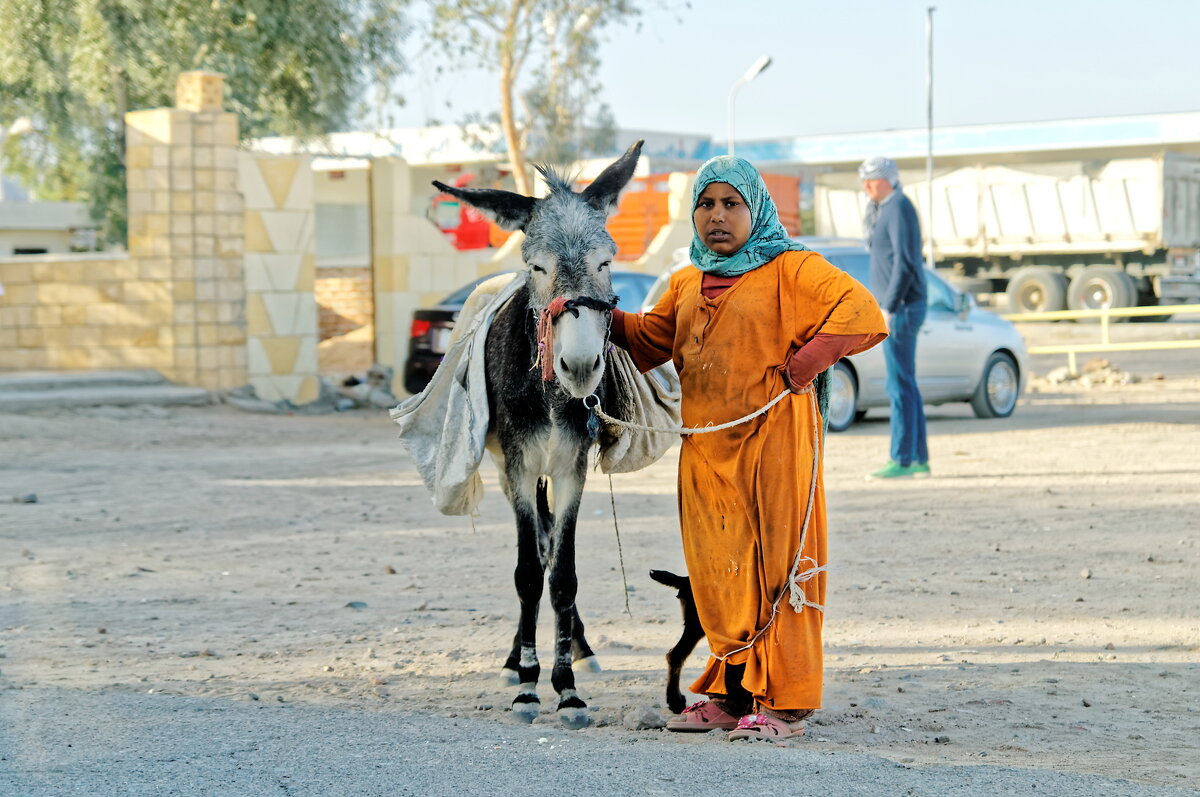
[239,153,320,404]
[369,157,502,395]
[124,70,247,389]
[369,158,418,392]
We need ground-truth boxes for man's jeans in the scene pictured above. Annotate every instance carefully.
[883,301,928,466]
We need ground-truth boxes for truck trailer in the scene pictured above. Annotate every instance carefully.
[814,152,1200,313]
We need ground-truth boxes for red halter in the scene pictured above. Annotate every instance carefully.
[532,295,618,382]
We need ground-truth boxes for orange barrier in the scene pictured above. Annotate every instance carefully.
[488,172,803,261]
[601,173,802,261]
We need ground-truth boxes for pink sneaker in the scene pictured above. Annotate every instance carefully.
[665,700,741,732]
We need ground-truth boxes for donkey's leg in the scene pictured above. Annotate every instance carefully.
[505,470,548,724]
[494,444,532,686]
[501,475,552,686]
[550,473,597,674]
[547,463,590,729]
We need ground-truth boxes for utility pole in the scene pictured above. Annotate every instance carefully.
[925,6,936,272]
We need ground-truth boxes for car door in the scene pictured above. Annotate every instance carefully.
[916,271,978,400]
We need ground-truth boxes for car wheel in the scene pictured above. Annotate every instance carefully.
[970,352,1019,419]
[825,361,859,432]
[1006,267,1068,313]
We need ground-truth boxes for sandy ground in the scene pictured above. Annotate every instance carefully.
[1,372,1198,795]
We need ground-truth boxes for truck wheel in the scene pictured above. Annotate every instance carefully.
[1006,267,1067,313]
[825,361,859,432]
[1067,267,1136,318]
[970,352,1020,419]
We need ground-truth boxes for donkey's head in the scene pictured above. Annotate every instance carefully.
[433,140,643,399]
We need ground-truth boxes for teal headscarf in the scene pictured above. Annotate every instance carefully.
[689,156,808,277]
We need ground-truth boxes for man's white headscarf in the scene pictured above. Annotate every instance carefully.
[858,156,901,189]
[860,156,902,244]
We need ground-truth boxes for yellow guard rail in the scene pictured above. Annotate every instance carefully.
[1001,303,1200,375]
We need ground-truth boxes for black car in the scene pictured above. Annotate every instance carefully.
[403,269,657,394]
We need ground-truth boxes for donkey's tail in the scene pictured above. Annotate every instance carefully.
[536,476,555,530]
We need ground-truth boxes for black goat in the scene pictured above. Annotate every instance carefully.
[649,569,705,714]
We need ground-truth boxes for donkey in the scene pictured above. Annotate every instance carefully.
[431,141,644,729]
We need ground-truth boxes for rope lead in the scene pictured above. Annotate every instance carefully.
[589,388,794,436]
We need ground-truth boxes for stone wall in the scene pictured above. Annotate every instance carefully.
[0,72,252,389]
[0,252,176,372]
[315,267,374,340]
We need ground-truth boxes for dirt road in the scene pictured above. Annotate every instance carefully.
[2,376,1198,795]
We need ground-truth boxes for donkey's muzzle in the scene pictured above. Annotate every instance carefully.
[557,354,604,399]
[558,354,602,377]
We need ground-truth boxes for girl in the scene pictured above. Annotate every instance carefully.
[609,156,887,740]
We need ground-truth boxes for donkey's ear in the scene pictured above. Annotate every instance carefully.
[581,139,644,217]
[431,181,537,231]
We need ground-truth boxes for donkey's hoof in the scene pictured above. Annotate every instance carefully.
[511,698,540,724]
[558,707,591,730]
[499,668,520,686]
[573,655,602,673]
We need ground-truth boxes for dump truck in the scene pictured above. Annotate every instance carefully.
[814,152,1200,313]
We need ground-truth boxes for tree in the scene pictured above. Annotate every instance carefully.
[0,0,408,243]
[426,0,639,196]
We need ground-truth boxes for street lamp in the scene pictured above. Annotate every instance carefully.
[727,55,771,157]
[0,117,35,202]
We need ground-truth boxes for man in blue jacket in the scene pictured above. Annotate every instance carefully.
[860,156,930,479]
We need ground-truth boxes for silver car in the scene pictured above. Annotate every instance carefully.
[641,237,1027,432]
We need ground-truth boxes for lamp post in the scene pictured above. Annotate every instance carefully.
[727,55,772,157]
[0,117,35,202]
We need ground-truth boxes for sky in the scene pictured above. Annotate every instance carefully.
[390,0,1200,142]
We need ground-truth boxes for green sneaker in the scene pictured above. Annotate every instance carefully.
[910,462,931,478]
[867,461,914,480]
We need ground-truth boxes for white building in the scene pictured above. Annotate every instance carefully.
[0,181,96,257]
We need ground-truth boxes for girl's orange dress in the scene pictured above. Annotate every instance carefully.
[619,249,886,710]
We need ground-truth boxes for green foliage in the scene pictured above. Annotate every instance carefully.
[425,0,639,181]
[520,2,626,167]
[0,0,408,243]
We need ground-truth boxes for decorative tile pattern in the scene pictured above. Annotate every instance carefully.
[240,153,319,403]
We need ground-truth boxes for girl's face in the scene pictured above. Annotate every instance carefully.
[693,181,752,256]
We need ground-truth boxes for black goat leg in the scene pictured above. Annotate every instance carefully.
[650,570,705,714]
